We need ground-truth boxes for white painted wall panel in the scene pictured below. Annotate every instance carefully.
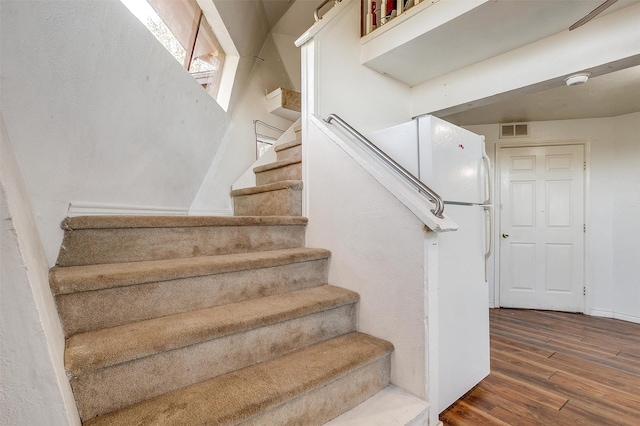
[0,1,230,265]
[313,0,412,134]
[305,120,429,400]
[612,112,640,322]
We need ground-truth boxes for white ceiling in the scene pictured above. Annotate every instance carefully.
[364,0,639,87]
[441,63,640,126]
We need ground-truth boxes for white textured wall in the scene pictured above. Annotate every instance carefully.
[612,112,640,322]
[311,0,412,134]
[0,0,230,265]
[305,120,430,400]
[190,39,295,214]
[467,112,640,323]
[1,116,80,425]
[298,0,435,412]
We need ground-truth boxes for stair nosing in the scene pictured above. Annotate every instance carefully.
[50,247,331,295]
[65,285,359,376]
[230,180,303,197]
[83,332,392,426]
[274,138,302,152]
[253,158,301,174]
[61,215,308,231]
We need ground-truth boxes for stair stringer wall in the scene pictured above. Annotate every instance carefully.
[297,3,456,423]
[0,116,80,426]
[304,119,438,417]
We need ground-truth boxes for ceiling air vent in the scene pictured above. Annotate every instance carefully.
[500,122,529,139]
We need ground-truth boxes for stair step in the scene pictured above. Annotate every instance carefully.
[326,385,429,425]
[83,332,393,426]
[254,158,301,186]
[56,215,308,266]
[275,138,302,161]
[65,284,358,375]
[231,180,302,216]
[67,285,358,420]
[51,247,330,335]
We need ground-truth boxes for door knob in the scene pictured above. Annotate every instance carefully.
[502,233,509,238]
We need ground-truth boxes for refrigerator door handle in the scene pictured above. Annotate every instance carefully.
[483,206,494,282]
[482,146,493,205]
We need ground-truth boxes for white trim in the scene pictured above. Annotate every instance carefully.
[424,231,440,426]
[67,202,188,217]
[300,38,317,218]
[612,312,640,325]
[589,309,613,318]
[590,309,640,325]
[196,0,239,112]
[494,140,590,313]
[188,208,233,217]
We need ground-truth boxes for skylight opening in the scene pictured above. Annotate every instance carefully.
[121,0,226,102]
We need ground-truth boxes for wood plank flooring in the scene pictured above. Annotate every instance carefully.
[440,308,640,425]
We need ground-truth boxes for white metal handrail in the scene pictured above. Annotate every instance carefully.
[324,113,445,218]
[315,0,342,21]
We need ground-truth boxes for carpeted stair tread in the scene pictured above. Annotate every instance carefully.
[65,285,359,376]
[230,180,302,198]
[56,216,308,266]
[61,215,307,230]
[274,138,302,152]
[253,158,301,174]
[83,332,393,426]
[50,247,328,295]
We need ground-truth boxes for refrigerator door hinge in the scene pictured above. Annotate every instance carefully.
[584,161,586,170]
[583,287,586,296]
[583,224,586,233]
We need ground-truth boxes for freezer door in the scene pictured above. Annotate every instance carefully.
[437,204,490,412]
[367,120,419,177]
[419,116,485,204]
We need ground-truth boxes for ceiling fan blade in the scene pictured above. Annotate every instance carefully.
[569,0,618,30]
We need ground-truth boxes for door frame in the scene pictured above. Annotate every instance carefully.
[493,139,591,313]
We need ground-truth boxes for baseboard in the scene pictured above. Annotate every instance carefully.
[488,301,495,309]
[589,309,640,325]
[589,309,613,318]
[612,312,640,325]
[67,202,188,217]
[188,208,234,216]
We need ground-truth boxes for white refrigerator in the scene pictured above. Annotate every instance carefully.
[369,115,492,413]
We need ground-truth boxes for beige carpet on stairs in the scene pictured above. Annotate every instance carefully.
[52,125,398,425]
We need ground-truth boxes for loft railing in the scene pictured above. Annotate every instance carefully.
[324,113,445,218]
[363,0,423,35]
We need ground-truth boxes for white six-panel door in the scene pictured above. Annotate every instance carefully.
[499,144,585,312]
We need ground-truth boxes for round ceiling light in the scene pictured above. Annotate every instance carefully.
[565,73,590,86]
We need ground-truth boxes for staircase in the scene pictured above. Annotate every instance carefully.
[50,125,395,425]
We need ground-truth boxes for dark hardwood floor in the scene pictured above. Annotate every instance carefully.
[440,308,640,425]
